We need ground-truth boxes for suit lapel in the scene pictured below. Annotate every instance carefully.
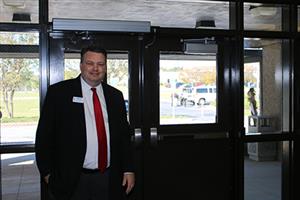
[102,82,112,124]
[102,82,115,154]
[72,76,86,138]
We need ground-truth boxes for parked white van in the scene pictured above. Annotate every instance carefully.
[181,86,216,105]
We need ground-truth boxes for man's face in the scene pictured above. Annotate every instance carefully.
[80,51,107,87]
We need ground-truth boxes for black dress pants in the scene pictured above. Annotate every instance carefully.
[48,169,109,200]
[71,169,109,200]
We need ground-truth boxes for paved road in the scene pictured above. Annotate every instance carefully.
[160,101,217,124]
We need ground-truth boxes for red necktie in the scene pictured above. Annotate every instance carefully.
[91,88,107,173]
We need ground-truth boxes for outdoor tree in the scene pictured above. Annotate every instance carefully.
[0,32,38,45]
[107,59,128,86]
[0,32,39,118]
[178,67,216,85]
[0,59,36,118]
[244,63,258,86]
[64,59,80,80]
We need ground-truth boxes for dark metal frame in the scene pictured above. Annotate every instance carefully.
[47,32,144,200]
[0,1,298,200]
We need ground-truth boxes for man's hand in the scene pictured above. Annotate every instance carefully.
[44,174,50,184]
[122,173,135,194]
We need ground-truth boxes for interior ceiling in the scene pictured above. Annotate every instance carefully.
[1,0,296,30]
[48,0,229,29]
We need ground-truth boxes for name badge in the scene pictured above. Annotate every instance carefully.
[72,96,83,104]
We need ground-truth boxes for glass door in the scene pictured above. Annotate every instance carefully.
[0,31,40,200]
[46,33,143,200]
[142,36,234,200]
[159,53,217,125]
[47,32,236,200]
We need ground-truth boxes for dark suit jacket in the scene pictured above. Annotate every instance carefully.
[35,76,134,200]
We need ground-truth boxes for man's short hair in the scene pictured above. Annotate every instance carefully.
[80,46,107,63]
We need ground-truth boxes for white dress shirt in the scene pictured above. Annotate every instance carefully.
[81,77,111,169]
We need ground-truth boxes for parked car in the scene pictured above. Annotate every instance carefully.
[180,86,216,105]
[173,84,193,105]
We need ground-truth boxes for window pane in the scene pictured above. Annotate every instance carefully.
[244,142,282,200]
[0,58,39,143]
[0,0,39,23]
[64,59,81,80]
[106,54,129,101]
[0,32,39,45]
[160,54,217,125]
[1,153,40,199]
[244,38,286,135]
[244,3,286,31]
[49,0,229,29]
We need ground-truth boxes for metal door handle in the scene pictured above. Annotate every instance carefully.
[133,128,142,146]
[150,127,158,146]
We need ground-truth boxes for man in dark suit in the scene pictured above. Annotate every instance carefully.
[35,46,135,200]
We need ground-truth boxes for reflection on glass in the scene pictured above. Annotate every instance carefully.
[0,32,39,45]
[244,142,282,200]
[244,38,284,135]
[160,54,217,125]
[1,153,40,199]
[0,58,39,143]
[244,3,285,31]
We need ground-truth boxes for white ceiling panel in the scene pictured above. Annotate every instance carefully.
[0,0,288,31]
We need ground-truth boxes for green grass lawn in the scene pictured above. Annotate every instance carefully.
[0,91,39,123]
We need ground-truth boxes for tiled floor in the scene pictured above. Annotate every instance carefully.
[1,153,40,200]
[0,154,281,200]
[244,158,281,200]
